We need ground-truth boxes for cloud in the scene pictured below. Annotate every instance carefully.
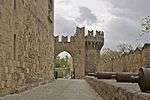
[76,7,98,25]
[55,0,150,49]
[104,17,140,49]
[108,0,150,19]
[55,14,76,36]
[102,0,150,49]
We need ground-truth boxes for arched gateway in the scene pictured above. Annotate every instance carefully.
[54,27,104,78]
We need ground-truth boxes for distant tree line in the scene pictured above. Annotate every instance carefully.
[101,43,135,63]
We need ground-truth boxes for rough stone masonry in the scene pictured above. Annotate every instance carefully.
[0,0,54,93]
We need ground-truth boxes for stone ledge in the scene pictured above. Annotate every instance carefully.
[85,76,150,100]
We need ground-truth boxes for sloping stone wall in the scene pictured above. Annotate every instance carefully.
[0,0,54,94]
[85,76,150,100]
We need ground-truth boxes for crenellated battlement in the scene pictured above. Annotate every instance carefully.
[54,27,104,51]
[86,30,104,37]
[55,36,69,43]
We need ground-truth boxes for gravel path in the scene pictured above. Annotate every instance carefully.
[0,79,103,100]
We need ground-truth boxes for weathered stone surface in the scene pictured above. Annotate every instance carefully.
[0,0,54,94]
[85,76,150,100]
[0,79,103,100]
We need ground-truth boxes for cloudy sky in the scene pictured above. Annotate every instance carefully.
[54,0,150,50]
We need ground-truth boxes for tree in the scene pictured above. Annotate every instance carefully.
[54,55,70,68]
[142,16,150,34]
[100,43,134,64]
[117,43,134,54]
[101,48,120,63]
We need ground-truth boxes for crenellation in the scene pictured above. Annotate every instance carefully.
[87,30,94,36]
[96,30,101,36]
[75,27,85,36]
[54,36,59,42]
[61,36,68,43]
[95,31,104,40]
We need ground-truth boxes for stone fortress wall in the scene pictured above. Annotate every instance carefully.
[0,0,54,93]
[98,43,150,72]
[85,30,104,74]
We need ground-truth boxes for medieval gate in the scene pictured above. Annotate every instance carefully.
[54,27,104,78]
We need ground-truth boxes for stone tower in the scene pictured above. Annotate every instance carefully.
[85,30,104,74]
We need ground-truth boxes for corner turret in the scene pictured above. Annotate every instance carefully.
[85,30,104,51]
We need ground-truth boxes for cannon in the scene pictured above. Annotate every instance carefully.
[88,67,150,92]
[88,72,116,79]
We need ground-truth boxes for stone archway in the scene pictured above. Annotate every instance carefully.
[54,27,104,79]
[54,35,85,79]
[54,51,74,79]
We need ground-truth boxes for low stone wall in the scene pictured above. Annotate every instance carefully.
[85,76,150,100]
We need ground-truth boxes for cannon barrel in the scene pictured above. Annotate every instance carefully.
[116,72,139,83]
[88,67,150,92]
[87,73,97,77]
[87,72,116,79]
[96,72,116,79]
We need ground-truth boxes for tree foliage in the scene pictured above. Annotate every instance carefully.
[55,56,70,68]
[117,43,134,53]
[101,48,120,63]
[142,16,150,33]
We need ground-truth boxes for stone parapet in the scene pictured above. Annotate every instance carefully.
[85,76,150,100]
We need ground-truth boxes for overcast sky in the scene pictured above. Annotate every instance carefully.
[54,0,150,50]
